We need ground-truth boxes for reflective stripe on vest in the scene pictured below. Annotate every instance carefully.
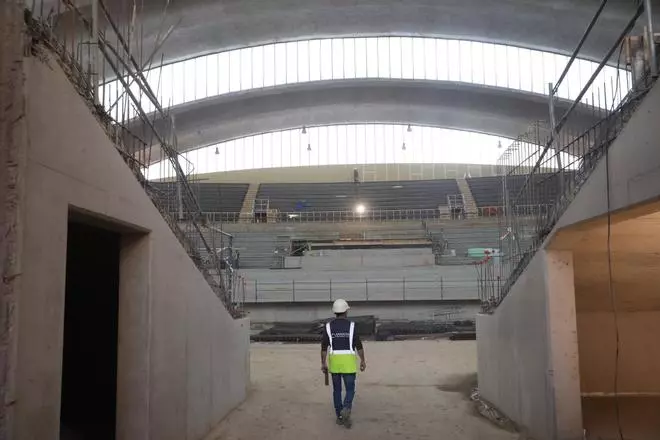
[326,321,358,373]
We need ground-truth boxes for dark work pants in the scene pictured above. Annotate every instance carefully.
[331,373,356,418]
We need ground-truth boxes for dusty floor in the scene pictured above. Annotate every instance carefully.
[204,340,520,440]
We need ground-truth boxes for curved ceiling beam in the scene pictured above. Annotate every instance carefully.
[68,0,647,66]
[130,79,600,164]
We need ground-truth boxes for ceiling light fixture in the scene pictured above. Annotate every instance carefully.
[302,125,307,135]
[307,143,312,152]
[497,140,503,149]
[214,146,219,155]
[402,142,406,151]
[407,124,413,133]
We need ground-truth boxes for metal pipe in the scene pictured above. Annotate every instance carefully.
[644,0,658,77]
[208,224,234,239]
[553,0,609,95]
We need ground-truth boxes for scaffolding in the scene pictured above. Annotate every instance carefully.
[447,194,466,219]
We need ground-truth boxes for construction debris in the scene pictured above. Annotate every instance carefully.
[250,318,475,343]
[470,389,519,433]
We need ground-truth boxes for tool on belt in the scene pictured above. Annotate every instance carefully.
[324,370,329,386]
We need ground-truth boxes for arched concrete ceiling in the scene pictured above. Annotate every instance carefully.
[74,0,647,65]
[131,79,600,164]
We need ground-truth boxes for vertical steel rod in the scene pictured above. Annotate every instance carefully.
[92,0,99,103]
[644,0,658,77]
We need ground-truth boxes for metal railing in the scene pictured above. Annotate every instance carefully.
[242,277,480,303]
[202,205,548,223]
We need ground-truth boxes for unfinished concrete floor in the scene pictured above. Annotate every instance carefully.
[204,340,520,440]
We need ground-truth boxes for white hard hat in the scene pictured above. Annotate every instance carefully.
[332,299,350,314]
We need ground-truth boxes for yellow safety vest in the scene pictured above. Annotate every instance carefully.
[326,321,358,374]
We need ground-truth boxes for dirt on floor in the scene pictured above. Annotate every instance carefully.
[204,340,523,440]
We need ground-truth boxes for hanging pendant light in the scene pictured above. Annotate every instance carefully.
[497,140,503,149]
[302,125,307,135]
[307,143,312,152]
[407,124,412,133]
[402,142,407,151]
[214,146,219,155]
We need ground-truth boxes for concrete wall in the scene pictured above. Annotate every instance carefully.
[13,54,249,440]
[239,247,478,303]
[246,300,481,323]
[476,252,554,438]
[222,219,431,233]
[302,248,436,270]
[0,4,28,437]
[241,263,477,302]
[577,311,660,395]
[478,249,582,440]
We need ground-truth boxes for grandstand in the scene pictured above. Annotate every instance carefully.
[152,175,567,221]
[152,181,249,215]
[467,173,569,210]
[256,179,460,212]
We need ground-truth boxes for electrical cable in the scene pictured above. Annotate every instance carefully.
[604,38,625,440]
[604,115,624,440]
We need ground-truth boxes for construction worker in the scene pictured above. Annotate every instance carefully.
[321,299,367,428]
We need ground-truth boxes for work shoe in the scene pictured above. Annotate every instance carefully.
[335,416,344,426]
[340,408,352,429]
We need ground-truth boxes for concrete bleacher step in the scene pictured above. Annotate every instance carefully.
[233,232,290,268]
[256,179,460,212]
[426,220,500,264]
[239,183,260,223]
[456,178,478,218]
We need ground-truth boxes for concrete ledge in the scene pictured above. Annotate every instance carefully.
[244,298,481,322]
[246,298,480,306]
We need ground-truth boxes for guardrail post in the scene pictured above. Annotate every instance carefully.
[255,280,258,302]
[402,277,406,301]
[365,279,369,300]
[292,280,296,302]
[440,277,444,300]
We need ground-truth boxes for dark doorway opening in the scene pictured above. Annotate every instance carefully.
[60,221,120,440]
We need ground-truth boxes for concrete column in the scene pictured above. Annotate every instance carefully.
[0,2,28,439]
[544,250,583,440]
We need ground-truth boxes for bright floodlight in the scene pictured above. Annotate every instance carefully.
[355,204,366,214]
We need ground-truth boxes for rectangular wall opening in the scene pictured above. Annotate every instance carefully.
[570,207,660,440]
[60,220,120,440]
